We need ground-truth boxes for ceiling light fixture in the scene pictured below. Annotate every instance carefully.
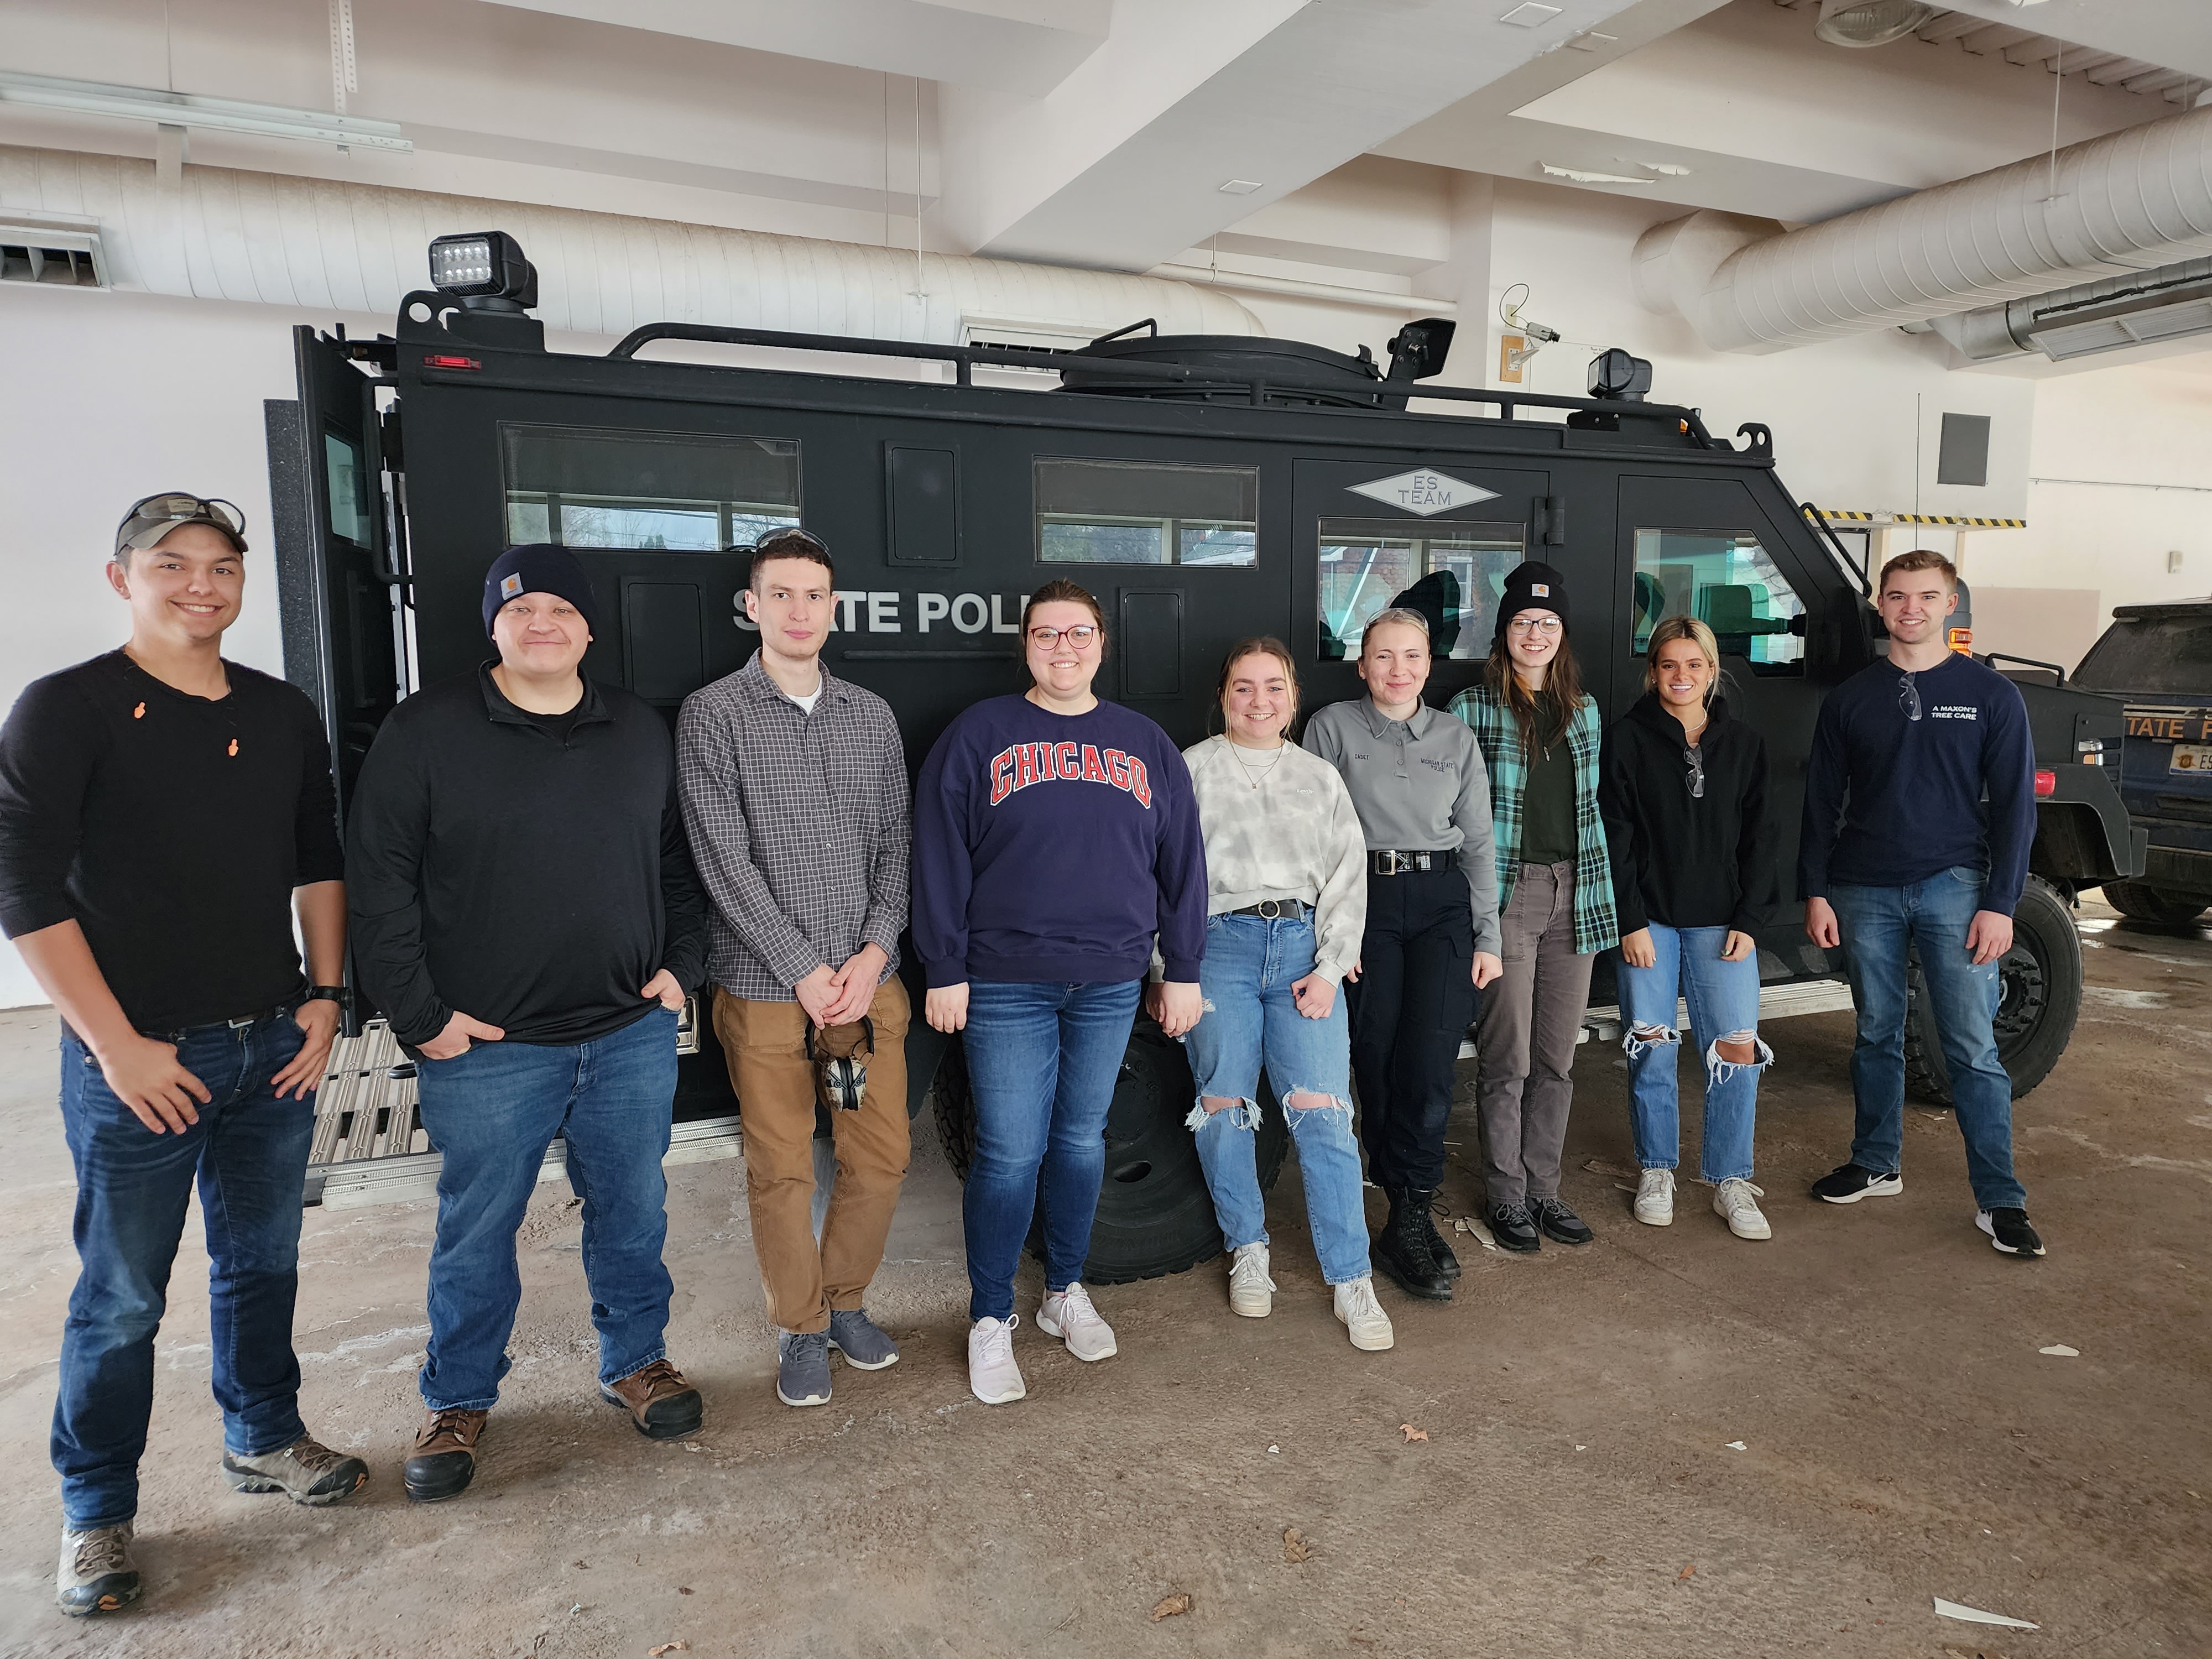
[1541,163,1655,185]
[0,70,410,152]
[1566,30,1618,51]
[1813,0,1939,48]
[1500,3,1564,27]
[1218,179,1264,195]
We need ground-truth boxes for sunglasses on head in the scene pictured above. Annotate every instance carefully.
[116,493,248,554]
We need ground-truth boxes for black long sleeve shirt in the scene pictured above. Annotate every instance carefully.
[0,650,343,1032]
[345,665,709,1049]
[1599,693,1777,937]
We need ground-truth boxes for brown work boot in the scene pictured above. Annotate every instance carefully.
[403,1407,487,1503]
[600,1358,704,1441]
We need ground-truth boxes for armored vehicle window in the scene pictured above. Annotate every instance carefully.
[1034,458,1258,567]
[1632,529,1805,674]
[1317,519,1522,662]
[500,425,800,551]
[324,431,374,546]
[2076,614,2212,695]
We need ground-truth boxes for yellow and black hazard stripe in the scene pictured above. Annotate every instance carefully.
[1804,508,2027,528]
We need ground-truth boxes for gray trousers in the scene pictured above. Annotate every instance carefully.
[1474,861,1598,1210]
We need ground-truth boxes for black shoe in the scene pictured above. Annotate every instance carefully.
[1810,1162,1902,1204]
[1416,1197,1462,1279]
[1532,1196,1594,1246]
[1374,1188,1452,1300]
[1978,1207,2046,1258]
[1488,1203,1541,1254]
[404,1407,486,1503]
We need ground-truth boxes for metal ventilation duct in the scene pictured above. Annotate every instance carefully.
[0,144,1261,345]
[1931,257,2212,361]
[1634,104,2212,353]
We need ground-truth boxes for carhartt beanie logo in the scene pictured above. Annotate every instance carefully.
[482,544,601,638]
[1495,560,1571,638]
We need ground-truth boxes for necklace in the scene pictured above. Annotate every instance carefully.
[1227,737,1286,790]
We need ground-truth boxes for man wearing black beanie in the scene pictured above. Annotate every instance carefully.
[347,544,710,1501]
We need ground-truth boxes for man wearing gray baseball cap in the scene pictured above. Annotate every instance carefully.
[0,493,366,1618]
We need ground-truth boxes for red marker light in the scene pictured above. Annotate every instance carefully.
[423,353,481,370]
[2033,769,2056,796]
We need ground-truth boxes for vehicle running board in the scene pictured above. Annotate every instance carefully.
[302,1014,737,1209]
[1454,976,1857,1060]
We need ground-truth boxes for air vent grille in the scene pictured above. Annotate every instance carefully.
[0,227,106,289]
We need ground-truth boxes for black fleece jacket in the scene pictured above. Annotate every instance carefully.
[346,664,709,1050]
[1599,693,1777,937]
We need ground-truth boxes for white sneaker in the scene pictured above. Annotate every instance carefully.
[1333,1275,1395,1352]
[967,1314,1026,1405]
[1036,1282,1118,1362]
[1634,1167,1676,1227]
[1713,1178,1772,1240]
[1228,1243,1275,1318]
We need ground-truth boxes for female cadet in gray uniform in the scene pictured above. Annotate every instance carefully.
[1303,608,1502,1302]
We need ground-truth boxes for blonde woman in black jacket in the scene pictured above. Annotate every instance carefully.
[1598,616,1780,1241]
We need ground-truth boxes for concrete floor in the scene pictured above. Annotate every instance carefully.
[0,894,2206,1658]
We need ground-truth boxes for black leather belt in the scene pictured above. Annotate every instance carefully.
[1227,899,1311,920]
[140,996,303,1043]
[1371,850,1448,875]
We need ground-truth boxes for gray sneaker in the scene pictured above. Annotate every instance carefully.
[826,1308,901,1370]
[776,1329,832,1407]
[222,1434,369,1505]
[57,1522,139,1618]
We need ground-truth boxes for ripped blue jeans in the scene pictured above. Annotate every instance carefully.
[1182,912,1370,1286]
[1618,924,1771,1183]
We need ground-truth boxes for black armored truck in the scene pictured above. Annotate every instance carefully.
[273,231,2142,1282]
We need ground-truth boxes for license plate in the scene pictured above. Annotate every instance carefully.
[2172,743,2212,775]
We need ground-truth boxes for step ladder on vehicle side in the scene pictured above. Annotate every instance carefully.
[302,999,740,1209]
[305,980,1859,1209]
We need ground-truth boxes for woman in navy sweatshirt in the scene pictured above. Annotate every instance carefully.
[913,580,1207,1407]
[1598,616,1779,1241]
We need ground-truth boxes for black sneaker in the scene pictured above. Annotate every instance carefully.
[1531,1196,1594,1245]
[1809,1163,1903,1204]
[1487,1203,1541,1254]
[1977,1208,2046,1258]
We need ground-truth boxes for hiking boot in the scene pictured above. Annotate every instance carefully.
[602,1358,705,1438]
[775,1331,833,1408]
[1228,1242,1275,1318]
[1977,1207,2046,1258]
[1487,1202,1541,1254]
[1634,1168,1676,1226]
[1811,1162,1902,1204]
[221,1434,369,1504]
[56,1522,139,1618]
[1037,1282,1118,1361]
[1332,1275,1396,1352]
[968,1314,1026,1405]
[1713,1178,1772,1240]
[1374,1188,1451,1300]
[404,1407,487,1503]
[1532,1196,1595,1245]
[826,1308,901,1370]
[1417,1202,1462,1279]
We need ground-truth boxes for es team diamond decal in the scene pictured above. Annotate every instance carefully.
[1346,468,1499,517]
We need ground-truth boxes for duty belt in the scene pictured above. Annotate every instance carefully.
[1370,850,1448,876]
[1226,899,1311,920]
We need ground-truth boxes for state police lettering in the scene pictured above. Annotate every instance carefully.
[987,742,1153,808]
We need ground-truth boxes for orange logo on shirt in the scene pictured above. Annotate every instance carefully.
[132,702,145,719]
[227,739,239,757]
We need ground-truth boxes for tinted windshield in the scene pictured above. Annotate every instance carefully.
[2076,614,2212,697]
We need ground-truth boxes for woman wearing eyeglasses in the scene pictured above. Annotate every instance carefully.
[1599,616,1778,1240]
[912,580,1207,1406]
[1447,562,1618,1254]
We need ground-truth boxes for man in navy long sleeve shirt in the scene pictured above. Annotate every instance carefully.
[1799,549,2044,1256]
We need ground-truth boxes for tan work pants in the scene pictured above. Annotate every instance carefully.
[713,979,911,1334]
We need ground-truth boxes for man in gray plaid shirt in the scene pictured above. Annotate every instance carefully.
[676,529,914,1411]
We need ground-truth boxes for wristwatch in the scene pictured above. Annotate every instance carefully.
[302,985,353,1014]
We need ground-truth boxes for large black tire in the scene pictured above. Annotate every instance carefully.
[2100,880,2210,927]
[930,1024,1291,1285]
[1904,874,2083,1104]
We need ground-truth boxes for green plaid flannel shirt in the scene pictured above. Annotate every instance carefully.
[1447,685,1619,957]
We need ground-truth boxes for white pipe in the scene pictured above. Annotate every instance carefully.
[0,143,1262,342]
[1636,104,2212,353]
[1145,260,1456,316]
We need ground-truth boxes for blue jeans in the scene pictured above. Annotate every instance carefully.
[1830,869,2025,1209]
[413,1007,679,1411]
[960,979,1142,1322]
[54,1010,313,1530]
[1182,915,1370,1285]
[1618,924,1769,1182]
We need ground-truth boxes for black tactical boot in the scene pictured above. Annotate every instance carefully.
[1373,1188,1452,1301]
[1417,1197,1462,1279]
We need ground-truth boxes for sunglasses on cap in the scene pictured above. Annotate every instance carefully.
[114,493,249,557]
